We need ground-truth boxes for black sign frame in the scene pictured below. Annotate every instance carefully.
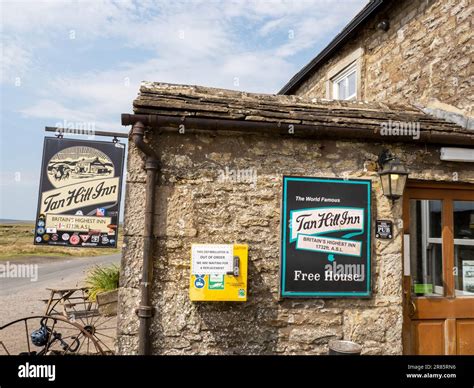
[34,137,125,248]
[280,176,372,298]
[375,220,393,239]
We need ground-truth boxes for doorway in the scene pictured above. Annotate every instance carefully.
[402,182,474,354]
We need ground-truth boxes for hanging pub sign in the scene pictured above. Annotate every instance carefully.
[34,137,125,248]
[280,176,371,298]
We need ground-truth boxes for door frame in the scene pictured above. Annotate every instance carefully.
[402,180,474,354]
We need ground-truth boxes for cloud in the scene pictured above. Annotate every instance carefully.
[3,0,368,130]
[1,0,370,220]
[19,99,118,131]
[275,15,345,58]
[0,37,33,84]
[19,48,295,131]
[1,0,368,71]
[259,18,286,37]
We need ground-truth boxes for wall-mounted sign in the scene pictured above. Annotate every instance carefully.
[34,137,125,248]
[462,260,474,293]
[375,220,393,239]
[189,244,248,302]
[280,176,371,298]
[191,244,233,275]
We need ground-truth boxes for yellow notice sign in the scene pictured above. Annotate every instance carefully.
[46,214,112,233]
[189,244,248,302]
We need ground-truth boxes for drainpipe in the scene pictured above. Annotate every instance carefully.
[130,121,158,355]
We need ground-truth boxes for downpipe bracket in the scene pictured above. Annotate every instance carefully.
[145,159,159,170]
[135,306,155,318]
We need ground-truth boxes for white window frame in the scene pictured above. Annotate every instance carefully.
[325,47,363,100]
[421,200,444,296]
[331,61,358,101]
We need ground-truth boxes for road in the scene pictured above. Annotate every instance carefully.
[0,254,120,323]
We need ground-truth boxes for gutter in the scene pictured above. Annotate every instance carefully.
[122,114,474,146]
[129,121,158,355]
[278,0,386,95]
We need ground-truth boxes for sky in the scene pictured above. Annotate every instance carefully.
[0,0,368,220]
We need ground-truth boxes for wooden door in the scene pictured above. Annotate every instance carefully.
[402,182,474,355]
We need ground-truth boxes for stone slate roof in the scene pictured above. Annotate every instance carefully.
[133,82,473,144]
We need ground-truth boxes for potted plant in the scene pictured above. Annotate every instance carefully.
[85,264,120,316]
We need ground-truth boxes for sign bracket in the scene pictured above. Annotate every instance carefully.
[45,127,128,141]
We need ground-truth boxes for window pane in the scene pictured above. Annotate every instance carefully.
[429,200,442,238]
[337,79,346,99]
[390,174,407,197]
[410,199,444,296]
[454,201,474,239]
[347,71,356,97]
[380,174,390,196]
[455,246,474,296]
[454,201,474,296]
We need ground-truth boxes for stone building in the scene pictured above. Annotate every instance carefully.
[280,0,473,126]
[117,0,474,355]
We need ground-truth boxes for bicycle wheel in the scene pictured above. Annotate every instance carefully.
[0,315,105,355]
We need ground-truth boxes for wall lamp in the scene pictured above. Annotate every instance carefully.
[377,149,409,202]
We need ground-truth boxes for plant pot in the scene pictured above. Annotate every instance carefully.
[96,289,118,317]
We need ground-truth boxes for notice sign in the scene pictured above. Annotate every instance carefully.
[34,137,125,248]
[375,220,393,239]
[191,244,233,275]
[463,260,474,293]
[189,244,248,302]
[45,214,112,233]
[280,176,371,297]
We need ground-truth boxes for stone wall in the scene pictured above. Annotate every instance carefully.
[293,0,473,117]
[117,130,474,355]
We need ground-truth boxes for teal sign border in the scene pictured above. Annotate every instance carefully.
[280,176,372,298]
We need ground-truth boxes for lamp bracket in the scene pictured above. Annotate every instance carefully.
[378,149,394,169]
